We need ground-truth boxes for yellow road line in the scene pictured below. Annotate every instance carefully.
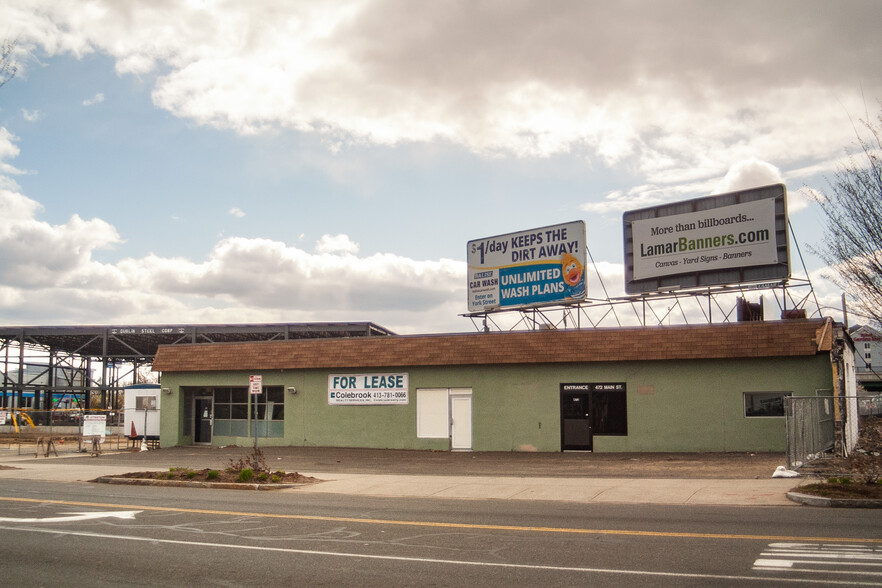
[0,495,879,544]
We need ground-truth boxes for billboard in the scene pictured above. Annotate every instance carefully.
[467,220,587,312]
[623,184,790,294]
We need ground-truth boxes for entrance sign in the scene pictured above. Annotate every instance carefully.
[623,184,790,294]
[467,221,587,312]
[328,373,409,405]
[249,375,262,395]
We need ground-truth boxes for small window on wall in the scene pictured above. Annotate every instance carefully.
[744,392,791,417]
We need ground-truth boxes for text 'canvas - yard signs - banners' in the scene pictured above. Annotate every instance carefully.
[467,221,587,312]
[328,373,409,405]
[624,184,789,292]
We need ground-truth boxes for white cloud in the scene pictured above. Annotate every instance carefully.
[0,1,864,332]
[82,92,104,106]
[228,207,245,218]
[314,233,359,255]
[0,129,468,331]
[581,158,817,216]
[4,0,879,187]
[21,109,42,122]
[0,128,24,180]
[711,158,783,196]
[0,189,121,288]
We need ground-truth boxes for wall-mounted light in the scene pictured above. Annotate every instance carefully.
[162,388,171,395]
[287,386,297,395]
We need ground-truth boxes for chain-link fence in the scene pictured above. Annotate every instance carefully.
[0,409,131,456]
[785,394,882,469]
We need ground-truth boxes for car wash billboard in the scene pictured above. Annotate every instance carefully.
[467,220,587,312]
[623,183,789,294]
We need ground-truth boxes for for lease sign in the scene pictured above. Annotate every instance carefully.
[630,199,778,281]
[328,373,409,405]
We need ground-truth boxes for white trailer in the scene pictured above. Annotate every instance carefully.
[124,384,161,444]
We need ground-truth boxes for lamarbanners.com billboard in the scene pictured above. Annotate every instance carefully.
[467,221,587,312]
[623,184,790,294]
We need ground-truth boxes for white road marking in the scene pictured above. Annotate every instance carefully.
[754,542,882,580]
[1,525,876,586]
[0,510,141,523]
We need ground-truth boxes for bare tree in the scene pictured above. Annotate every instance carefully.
[812,105,882,325]
[0,38,17,89]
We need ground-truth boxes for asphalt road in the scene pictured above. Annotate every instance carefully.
[1,479,880,586]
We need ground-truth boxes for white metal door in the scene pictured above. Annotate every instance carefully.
[450,394,472,450]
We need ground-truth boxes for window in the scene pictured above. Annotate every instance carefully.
[591,387,628,435]
[135,396,157,410]
[182,385,284,437]
[744,391,791,417]
[865,342,872,350]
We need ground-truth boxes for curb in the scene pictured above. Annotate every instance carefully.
[786,491,882,509]
[94,476,308,491]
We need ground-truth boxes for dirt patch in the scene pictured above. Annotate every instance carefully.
[797,416,882,501]
[797,481,882,500]
[112,467,318,485]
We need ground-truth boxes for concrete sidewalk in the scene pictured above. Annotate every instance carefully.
[294,472,801,506]
[0,447,806,507]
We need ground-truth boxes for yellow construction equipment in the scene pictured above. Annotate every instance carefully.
[10,410,36,434]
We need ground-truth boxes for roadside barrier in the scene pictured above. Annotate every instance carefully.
[0,408,129,457]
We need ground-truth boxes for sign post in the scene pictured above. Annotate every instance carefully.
[249,375,262,467]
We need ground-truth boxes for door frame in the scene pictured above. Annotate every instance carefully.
[449,390,472,451]
[193,395,213,445]
[560,386,592,451]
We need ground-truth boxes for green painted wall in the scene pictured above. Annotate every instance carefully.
[159,354,831,452]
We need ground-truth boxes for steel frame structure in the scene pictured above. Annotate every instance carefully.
[464,278,822,333]
[0,322,394,412]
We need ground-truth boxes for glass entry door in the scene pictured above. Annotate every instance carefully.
[194,396,213,444]
[560,390,592,450]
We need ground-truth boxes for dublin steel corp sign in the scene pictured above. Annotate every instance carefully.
[467,221,588,312]
[623,184,790,294]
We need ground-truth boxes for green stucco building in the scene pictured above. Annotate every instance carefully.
[152,318,848,453]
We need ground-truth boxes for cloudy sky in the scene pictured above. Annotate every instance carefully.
[0,0,879,334]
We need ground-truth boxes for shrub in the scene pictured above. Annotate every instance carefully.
[228,447,269,474]
[207,470,219,480]
[238,468,254,482]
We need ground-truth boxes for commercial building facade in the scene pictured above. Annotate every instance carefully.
[152,318,850,453]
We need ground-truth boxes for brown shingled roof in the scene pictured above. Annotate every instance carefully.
[152,319,827,373]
